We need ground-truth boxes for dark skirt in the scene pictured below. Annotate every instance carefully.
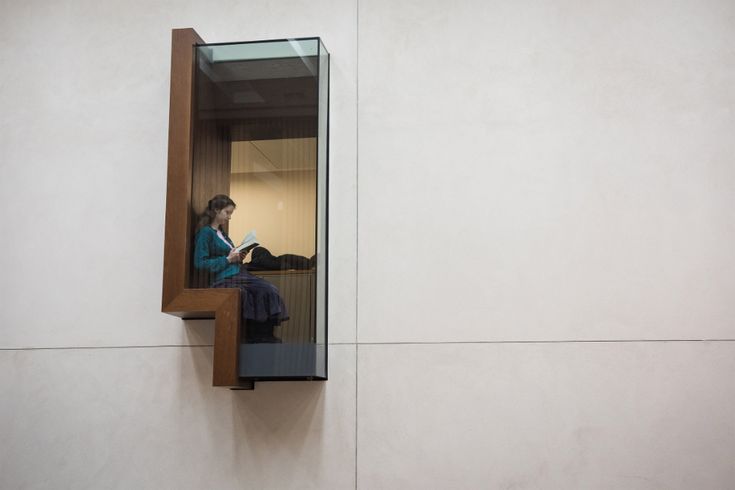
[213,269,289,323]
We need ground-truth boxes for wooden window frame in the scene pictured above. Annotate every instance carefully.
[160,28,250,388]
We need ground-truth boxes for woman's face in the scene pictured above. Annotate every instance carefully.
[214,205,235,225]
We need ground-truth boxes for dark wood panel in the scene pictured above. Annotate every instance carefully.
[191,123,231,218]
[190,119,232,289]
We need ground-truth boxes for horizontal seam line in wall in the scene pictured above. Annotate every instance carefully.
[0,342,359,351]
[0,344,215,351]
[357,339,735,345]
[3,339,734,352]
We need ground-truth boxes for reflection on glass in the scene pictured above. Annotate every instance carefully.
[190,38,328,380]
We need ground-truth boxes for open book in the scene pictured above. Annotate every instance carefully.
[234,229,259,253]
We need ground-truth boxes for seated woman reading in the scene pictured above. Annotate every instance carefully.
[193,194,288,343]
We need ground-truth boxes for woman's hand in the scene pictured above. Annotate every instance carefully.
[226,249,243,264]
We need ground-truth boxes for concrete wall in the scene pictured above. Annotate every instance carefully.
[1,0,733,488]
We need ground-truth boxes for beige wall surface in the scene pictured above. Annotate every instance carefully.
[1,0,734,489]
[230,170,317,258]
[229,138,318,257]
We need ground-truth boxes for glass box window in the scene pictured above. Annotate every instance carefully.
[189,38,328,381]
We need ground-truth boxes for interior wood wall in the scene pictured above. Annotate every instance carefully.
[189,119,232,288]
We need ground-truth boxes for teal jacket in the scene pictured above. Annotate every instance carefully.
[193,227,241,284]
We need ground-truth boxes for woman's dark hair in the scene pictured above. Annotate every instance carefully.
[197,194,236,230]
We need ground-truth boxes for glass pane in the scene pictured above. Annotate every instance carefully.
[315,40,329,378]
[190,38,328,380]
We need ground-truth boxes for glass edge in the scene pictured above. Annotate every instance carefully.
[196,36,322,48]
[318,38,329,55]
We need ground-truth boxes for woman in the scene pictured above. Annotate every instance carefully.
[193,194,288,343]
